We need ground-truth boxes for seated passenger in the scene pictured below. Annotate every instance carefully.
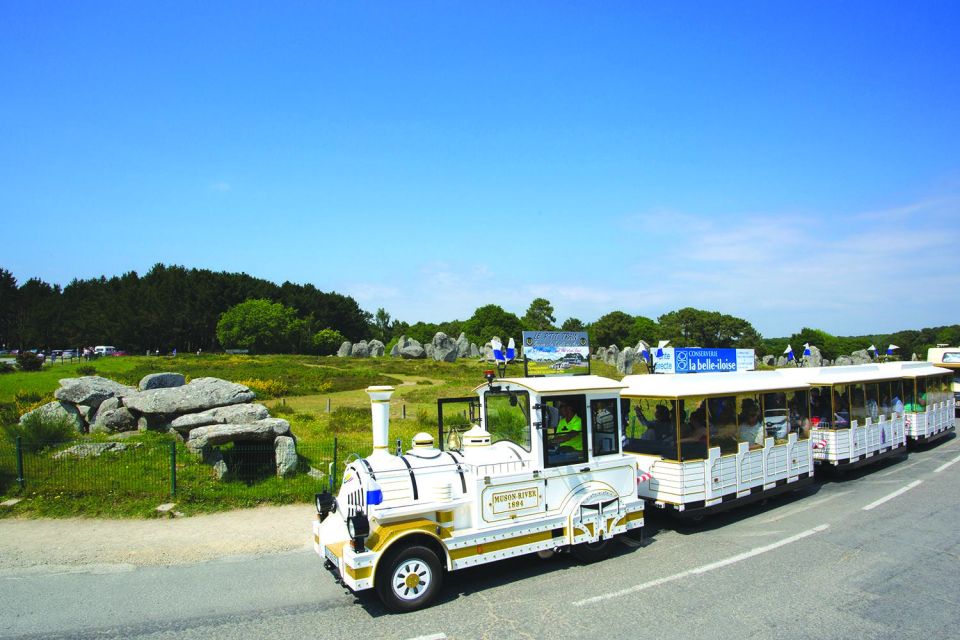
[738,401,765,447]
[680,410,707,443]
[634,404,673,441]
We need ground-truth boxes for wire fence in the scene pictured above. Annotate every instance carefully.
[0,435,379,506]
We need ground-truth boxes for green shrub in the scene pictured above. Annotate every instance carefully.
[269,401,295,415]
[416,379,433,385]
[3,410,75,449]
[77,365,97,376]
[328,406,371,434]
[0,362,15,374]
[16,352,43,371]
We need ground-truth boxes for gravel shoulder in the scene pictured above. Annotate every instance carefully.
[0,504,316,570]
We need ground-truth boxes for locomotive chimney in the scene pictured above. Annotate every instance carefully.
[366,385,395,458]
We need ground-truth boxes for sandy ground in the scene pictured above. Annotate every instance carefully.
[0,505,317,570]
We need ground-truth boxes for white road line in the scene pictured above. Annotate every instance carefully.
[573,524,829,607]
[934,453,960,473]
[758,491,851,524]
[404,634,447,640]
[862,480,922,511]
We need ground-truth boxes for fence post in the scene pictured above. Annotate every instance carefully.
[402,404,407,420]
[169,442,177,497]
[326,398,331,413]
[15,436,24,490]
[332,437,338,492]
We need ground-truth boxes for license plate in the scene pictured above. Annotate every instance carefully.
[324,546,338,567]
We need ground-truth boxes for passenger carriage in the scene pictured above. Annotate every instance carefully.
[312,373,645,611]
[776,365,908,469]
[619,372,814,518]
[878,362,956,444]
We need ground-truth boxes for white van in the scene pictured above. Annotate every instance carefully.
[94,346,116,356]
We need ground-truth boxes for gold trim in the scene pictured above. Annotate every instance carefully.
[449,530,555,560]
[614,511,644,528]
[370,399,390,404]
[345,565,372,580]
[436,510,455,524]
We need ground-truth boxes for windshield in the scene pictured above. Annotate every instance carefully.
[484,390,531,451]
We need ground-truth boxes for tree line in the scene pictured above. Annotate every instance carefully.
[1,266,956,359]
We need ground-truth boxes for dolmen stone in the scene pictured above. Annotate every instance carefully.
[275,435,298,477]
[455,333,470,358]
[400,337,426,359]
[337,341,352,357]
[139,372,186,391]
[368,339,385,357]
[431,332,458,362]
[91,407,137,433]
[617,347,636,375]
[124,377,254,415]
[850,349,871,365]
[351,341,370,358]
[470,343,480,358]
[169,403,270,433]
[54,376,136,410]
[186,418,291,452]
[19,401,84,432]
[53,442,131,459]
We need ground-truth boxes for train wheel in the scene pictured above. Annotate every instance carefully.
[375,545,443,613]
[571,536,616,563]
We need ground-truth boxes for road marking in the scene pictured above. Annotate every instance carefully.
[862,480,922,511]
[405,634,447,640]
[934,453,960,473]
[758,491,851,524]
[573,524,829,606]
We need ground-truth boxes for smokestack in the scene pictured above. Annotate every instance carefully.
[366,385,395,458]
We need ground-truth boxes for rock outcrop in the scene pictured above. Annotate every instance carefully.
[19,401,85,432]
[139,372,186,391]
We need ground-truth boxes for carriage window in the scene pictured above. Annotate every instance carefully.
[678,396,708,461]
[707,396,739,455]
[916,378,928,411]
[622,398,679,461]
[832,384,851,429]
[903,379,918,412]
[484,390,532,451]
[849,383,867,426]
[591,398,619,457]
[762,390,807,443]
[878,380,892,415]
[543,395,588,467]
[736,393,764,449]
[810,386,832,428]
[787,389,811,439]
[865,383,879,421]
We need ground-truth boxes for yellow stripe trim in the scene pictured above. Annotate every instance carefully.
[449,530,555,560]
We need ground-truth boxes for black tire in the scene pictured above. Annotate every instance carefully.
[571,536,616,563]
[375,544,444,613]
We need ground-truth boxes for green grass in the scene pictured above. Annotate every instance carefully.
[0,354,628,518]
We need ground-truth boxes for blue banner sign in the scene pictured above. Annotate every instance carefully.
[653,347,755,374]
[522,331,590,377]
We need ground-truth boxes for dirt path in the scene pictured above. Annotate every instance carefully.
[0,504,316,570]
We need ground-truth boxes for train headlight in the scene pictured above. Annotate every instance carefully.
[347,513,371,552]
[315,492,335,521]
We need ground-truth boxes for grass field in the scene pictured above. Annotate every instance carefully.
[0,354,621,518]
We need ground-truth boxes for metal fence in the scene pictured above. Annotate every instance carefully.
[0,435,377,504]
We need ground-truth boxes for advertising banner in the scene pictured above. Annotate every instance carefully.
[653,347,755,374]
[522,331,590,376]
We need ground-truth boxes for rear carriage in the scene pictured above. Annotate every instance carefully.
[879,362,956,444]
[620,372,814,518]
[776,365,908,468]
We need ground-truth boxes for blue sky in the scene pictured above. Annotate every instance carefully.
[2,1,958,338]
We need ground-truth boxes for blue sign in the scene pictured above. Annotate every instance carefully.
[653,348,755,374]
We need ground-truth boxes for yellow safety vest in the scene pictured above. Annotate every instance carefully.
[557,415,583,451]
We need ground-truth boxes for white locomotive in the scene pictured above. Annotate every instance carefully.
[313,372,646,611]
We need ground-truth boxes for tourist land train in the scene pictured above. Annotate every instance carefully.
[312,332,958,611]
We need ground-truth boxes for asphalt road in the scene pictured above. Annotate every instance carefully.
[3,428,959,640]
